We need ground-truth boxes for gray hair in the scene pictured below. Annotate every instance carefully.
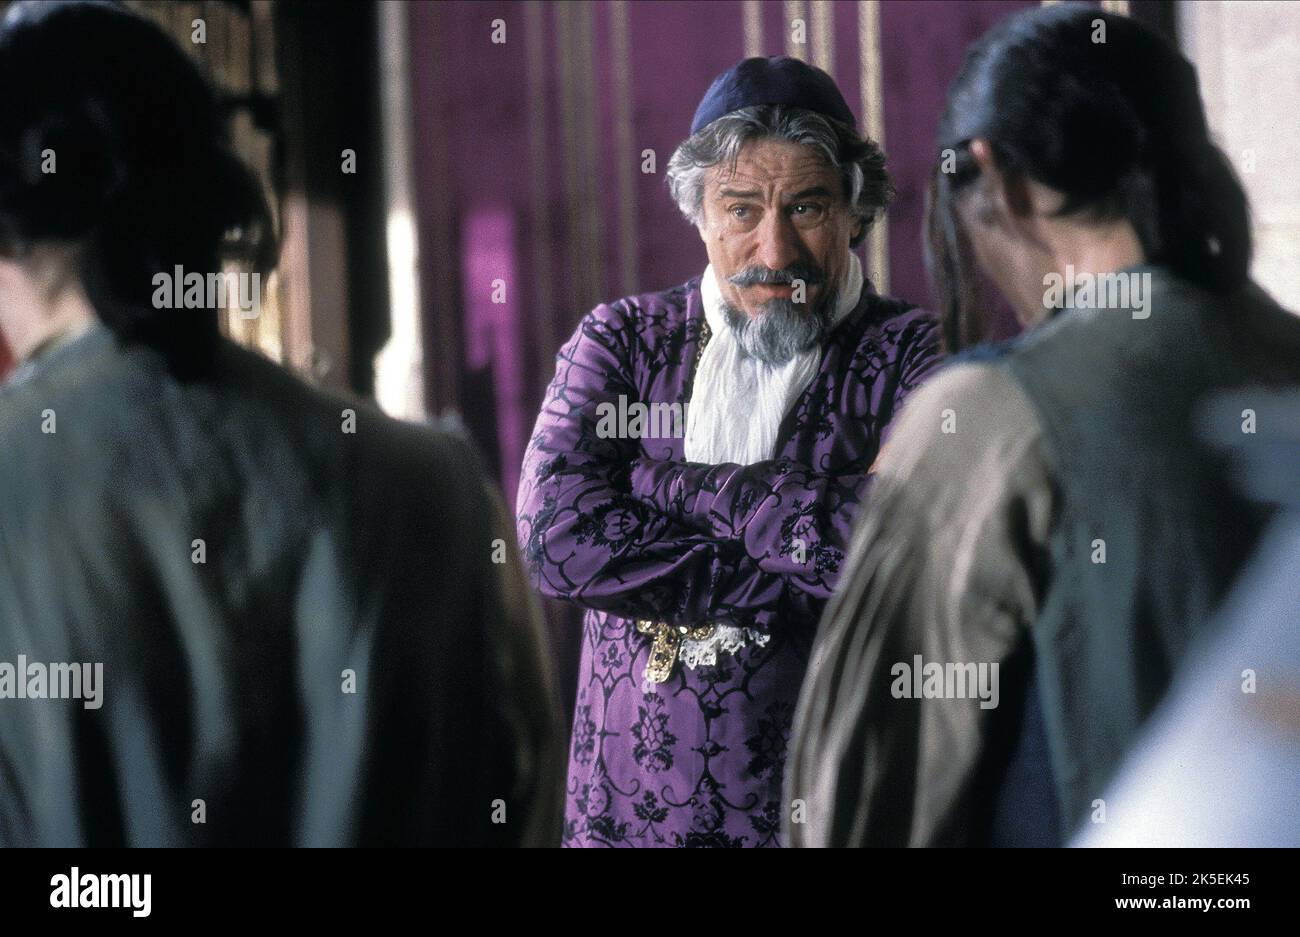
[665,105,892,247]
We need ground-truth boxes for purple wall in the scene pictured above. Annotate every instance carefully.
[880,0,1037,308]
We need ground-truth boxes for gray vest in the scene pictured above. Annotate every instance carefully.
[995,266,1300,836]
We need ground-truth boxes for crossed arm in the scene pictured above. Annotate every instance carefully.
[515,301,941,626]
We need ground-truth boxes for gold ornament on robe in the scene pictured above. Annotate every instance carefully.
[636,620,716,684]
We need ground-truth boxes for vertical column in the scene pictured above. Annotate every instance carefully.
[859,0,888,294]
[373,0,426,421]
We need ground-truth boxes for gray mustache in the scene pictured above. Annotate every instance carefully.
[728,264,825,288]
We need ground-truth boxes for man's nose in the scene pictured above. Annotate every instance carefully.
[754,211,802,273]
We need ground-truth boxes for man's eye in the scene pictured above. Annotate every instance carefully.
[730,206,750,218]
[792,203,823,216]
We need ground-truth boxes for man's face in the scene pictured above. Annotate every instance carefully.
[697,137,862,365]
[699,137,860,322]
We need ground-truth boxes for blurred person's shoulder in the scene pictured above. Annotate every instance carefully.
[215,342,500,599]
[1010,267,1300,369]
[0,329,488,506]
[0,324,120,434]
[216,338,490,500]
[875,360,1045,485]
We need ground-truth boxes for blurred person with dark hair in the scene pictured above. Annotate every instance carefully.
[786,3,1300,847]
[517,56,941,847]
[0,0,561,847]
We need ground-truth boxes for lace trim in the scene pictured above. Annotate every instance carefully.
[678,625,769,671]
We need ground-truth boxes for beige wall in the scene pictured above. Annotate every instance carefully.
[1181,0,1300,312]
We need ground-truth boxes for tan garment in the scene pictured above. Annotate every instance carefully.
[785,363,1056,846]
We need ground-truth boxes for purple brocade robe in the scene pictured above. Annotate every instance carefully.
[517,275,942,847]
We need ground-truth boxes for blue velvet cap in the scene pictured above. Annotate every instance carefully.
[690,56,857,134]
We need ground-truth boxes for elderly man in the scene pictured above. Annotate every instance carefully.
[517,56,941,847]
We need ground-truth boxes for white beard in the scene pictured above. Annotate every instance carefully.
[684,251,864,465]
